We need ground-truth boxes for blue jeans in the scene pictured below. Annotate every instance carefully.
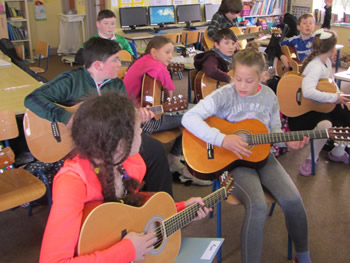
[231,153,308,263]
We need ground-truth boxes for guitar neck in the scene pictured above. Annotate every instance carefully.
[164,187,227,237]
[248,129,329,145]
[121,61,132,67]
[148,105,163,115]
[236,29,271,41]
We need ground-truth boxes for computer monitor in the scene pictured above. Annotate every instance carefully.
[149,5,176,28]
[204,4,220,22]
[119,7,148,29]
[176,4,201,29]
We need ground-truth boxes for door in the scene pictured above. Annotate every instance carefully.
[86,0,106,37]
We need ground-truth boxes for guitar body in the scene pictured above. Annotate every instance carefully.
[194,71,219,102]
[183,117,270,179]
[277,72,337,117]
[281,45,302,73]
[275,59,291,77]
[141,74,163,120]
[78,192,180,263]
[194,71,232,102]
[202,29,214,51]
[23,105,78,163]
[230,27,247,49]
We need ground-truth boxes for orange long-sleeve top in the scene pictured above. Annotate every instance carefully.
[40,154,185,263]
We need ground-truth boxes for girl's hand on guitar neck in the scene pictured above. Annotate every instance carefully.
[138,107,155,123]
[222,134,252,159]
[286,136,310,150]
[185,197,212,221]
[124,232,157,261]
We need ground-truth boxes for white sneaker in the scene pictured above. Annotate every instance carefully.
[181,167,212,186]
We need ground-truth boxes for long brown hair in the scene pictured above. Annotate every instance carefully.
[71,92,144,205]
[144,36,173,55]
[301,30,337,73]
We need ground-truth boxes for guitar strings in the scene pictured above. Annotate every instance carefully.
[149,188,227,248]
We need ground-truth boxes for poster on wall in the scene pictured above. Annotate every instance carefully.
[119,0,144,7]
[150,0,171,6]
[34,1,47,21]
[173,0,184,5]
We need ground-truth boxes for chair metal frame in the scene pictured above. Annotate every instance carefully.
[210,178,293,262]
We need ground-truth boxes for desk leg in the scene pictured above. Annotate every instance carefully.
[335,49,340,73]
[187,70,192,103]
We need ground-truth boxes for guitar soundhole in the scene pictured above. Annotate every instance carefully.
[234,130,254,150]
[144,216,167,255]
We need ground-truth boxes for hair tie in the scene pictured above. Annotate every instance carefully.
[312,28,324,36]
[312,28,332,40]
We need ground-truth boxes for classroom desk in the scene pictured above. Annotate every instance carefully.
[0,63,41,114]
[118,27,207,57]
[334,68,350,89]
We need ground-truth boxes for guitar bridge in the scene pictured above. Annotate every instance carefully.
[207,143,214,159]
[51,122,61,143]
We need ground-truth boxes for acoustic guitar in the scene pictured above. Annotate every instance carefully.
[141,74,188,120]
[276,72,337,117]
[23,100,188,163]
[280,45,303,73]
[77,173,234,262]
[183,117,350,179]
[202,27,280,51]
[194,71,233,102]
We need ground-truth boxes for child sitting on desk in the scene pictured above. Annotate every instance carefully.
[194,28,237,83]
[123,36,212,186]
[75,9,134,64]
[287,29,350,176]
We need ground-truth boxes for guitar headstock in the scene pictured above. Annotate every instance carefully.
[328,127,350,146]
[219,171,234,196]
[163,95,189,115]
[168,63,185,73]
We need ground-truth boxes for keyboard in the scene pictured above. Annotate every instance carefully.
[123,28,153,34]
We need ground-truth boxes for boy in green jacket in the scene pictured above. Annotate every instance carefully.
[25,37,173,195]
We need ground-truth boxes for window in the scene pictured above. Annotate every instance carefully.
[313,0,350,22]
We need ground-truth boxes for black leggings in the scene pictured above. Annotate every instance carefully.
[139,133,173,196]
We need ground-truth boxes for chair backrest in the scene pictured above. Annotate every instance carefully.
[117,50,133,79]
[0,110,19,141]
[181,31,201,46]
[163,32,182,44]
[35,40,49,57]
[247,26,261,33]
[15,44,25,60]
[32,40,50,73]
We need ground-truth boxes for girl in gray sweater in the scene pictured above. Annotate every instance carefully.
[182,49,311,263]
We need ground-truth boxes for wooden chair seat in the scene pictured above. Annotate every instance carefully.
[226,190,275,205]
[0,168,46,212]
[149,127,183,144]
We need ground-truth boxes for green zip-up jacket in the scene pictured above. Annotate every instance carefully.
[85,34,134,56]
[24,67,126,124]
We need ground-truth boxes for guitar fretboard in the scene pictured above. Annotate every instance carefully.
[163,187,227,237]
[248,130,329,145]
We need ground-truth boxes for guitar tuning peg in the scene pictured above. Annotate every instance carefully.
[178,94,183,99]
[173,96,177,100]
[167,97,172,102]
